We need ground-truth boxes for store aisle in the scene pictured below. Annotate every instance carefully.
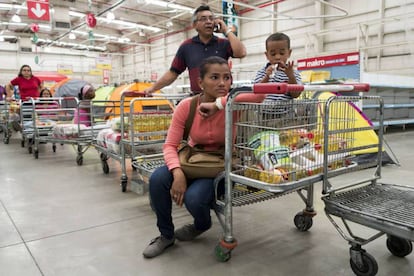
[0,129,414,276]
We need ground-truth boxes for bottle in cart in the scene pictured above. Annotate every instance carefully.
[13,85,20,100]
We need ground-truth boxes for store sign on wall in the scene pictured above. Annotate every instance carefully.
[297,52,359,70]
[96,56,112,70]
[89,67,103,76]
[27,0,50,21]
[57,64,73,75]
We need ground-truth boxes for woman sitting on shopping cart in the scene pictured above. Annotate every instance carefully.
[143,56,268,258]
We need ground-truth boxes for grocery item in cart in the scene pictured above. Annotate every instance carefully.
[52,123,87,139]
[256,146,291,171]
[110,116,129,132]
[247,131,280,153]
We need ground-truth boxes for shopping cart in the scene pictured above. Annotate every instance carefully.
[215,83,370,262]
[33,97,105,164]
[119,92,185,193]
[30,97,64,157]
[320,95,414,276]
[0,100,13,144]
[20,99,40,153]
[92,96,123,175]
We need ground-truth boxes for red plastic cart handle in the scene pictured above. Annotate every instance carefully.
[253,83,291,94]
[253,83,370,94]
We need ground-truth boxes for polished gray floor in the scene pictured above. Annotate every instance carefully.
[1,128,414,276]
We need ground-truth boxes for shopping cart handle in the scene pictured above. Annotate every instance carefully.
[253,83,370,94]
[252,83,296,94]
[122,91,147,97]
[348,83,370,92]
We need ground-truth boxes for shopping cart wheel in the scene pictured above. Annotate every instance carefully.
[349,250,378,276]
[21,140,25,147]
[121,180,127,192]
[294,211,313,231]
[214,239,237,262]
[386,235,413,257]
[34,150,39,159]
[102,161,109,174]
[28,146,32,154]
[52,144,56,152]
[3,137,9,144]
[100,153,107,161]
[76,155,83,166]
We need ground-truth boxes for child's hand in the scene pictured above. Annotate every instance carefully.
[277,61,294,77]
[265,64,274,78]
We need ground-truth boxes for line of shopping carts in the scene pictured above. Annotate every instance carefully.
[132,83,413,276]
[2,83,412,275]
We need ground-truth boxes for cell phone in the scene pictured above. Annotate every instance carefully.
[213,24,220,32]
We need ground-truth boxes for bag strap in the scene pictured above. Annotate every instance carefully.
[183,94,199,141]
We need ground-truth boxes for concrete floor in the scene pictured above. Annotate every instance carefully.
[1,127,414,276]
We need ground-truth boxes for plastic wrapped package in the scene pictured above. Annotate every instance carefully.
[52,123,87,139]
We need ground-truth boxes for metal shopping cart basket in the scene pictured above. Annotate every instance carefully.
[321,94,414,275]
[215,83,371,262]
[117,92,185,192]
[0,100,14,144]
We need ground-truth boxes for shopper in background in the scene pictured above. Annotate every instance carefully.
[0,85,6,100]
[73,84,95,127]
[5,64,42,101]
[254,32,302,101]
[143,56,266,259]
[143,4,246,95]
[39,87,52,98]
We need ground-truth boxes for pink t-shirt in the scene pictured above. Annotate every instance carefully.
[164,93,266,171]
[73,108,91,127]
[11,76,41,101]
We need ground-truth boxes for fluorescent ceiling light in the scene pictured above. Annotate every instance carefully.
[0,22,27,27]
[147,0,193,12]
[68,32,76,39]
[0,3,27,10]
[38,24,51,31]
[37,38,107,51]
[69,11,85,18]
[107,19,161,32]
[106,11,115,21]
[0,36,4,42]
[0,22,50,31]
[69,10,161,33]
[72,30,128,43]
[11,14,22,23]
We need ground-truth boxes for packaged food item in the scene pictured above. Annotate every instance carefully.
[247,131,280,152]
[256,146,291,171]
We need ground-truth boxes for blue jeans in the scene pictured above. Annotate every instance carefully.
[149,165,215,240]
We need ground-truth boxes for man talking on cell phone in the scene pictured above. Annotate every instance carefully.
[143,5,246,96]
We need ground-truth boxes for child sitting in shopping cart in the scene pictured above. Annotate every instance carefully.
[37,88,60,121]
[73,84,96,127]
[254,32,302,118]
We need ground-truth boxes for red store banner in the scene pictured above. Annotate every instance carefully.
[297,52,359,70]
